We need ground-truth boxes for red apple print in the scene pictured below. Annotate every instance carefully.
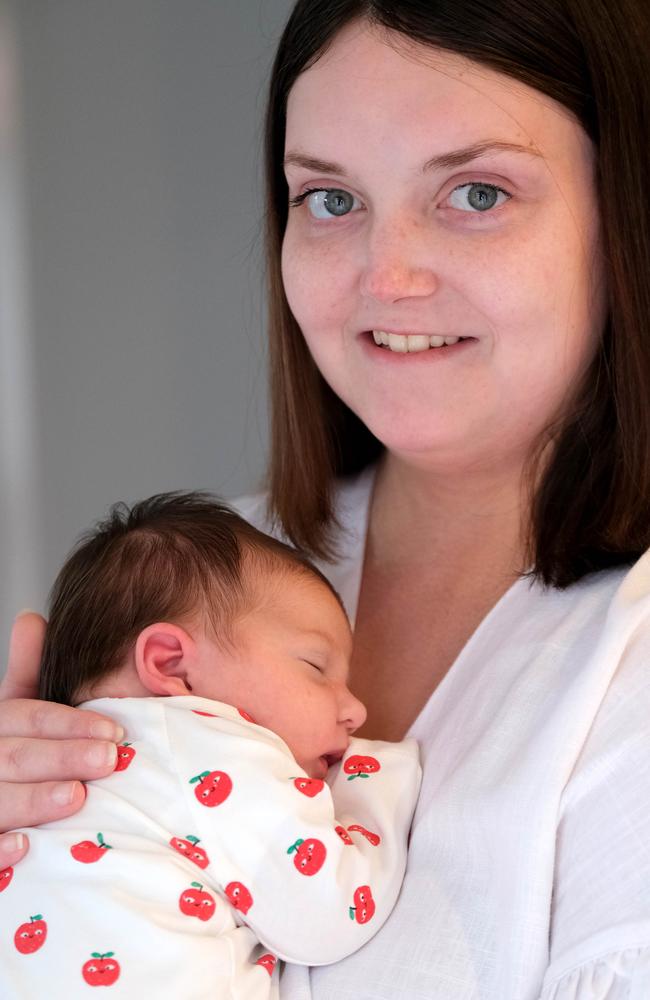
[349,885,376,924]
[178,882,216,922]
[114,743,135,772]
[190,769,233,807]
[0,866,13,892]
[256,953,277,976]
[192,710,217,717]
[71,832,113,863]
[237,708,256,723]
[225,881,253,915]
[343,755,381,780]
[169,835,210,870]
[347,824,381,846]
[287,837,327,876]
[335,825,353,845]
[82,952,121,986]
[14,914,47,954]
[293,777,324,798]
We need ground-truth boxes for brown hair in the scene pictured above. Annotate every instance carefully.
[39,491,340,706]
[264,0,650,587]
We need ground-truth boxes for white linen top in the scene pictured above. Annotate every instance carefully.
[237,466,650,1000]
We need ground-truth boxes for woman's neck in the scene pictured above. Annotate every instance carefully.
[369,452,529,578]
[349,455,531,739]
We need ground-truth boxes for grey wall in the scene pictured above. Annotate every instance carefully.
[1,1,295,658]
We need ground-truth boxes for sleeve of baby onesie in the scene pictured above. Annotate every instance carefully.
[536,606,650,1000]
[163,703,422,966]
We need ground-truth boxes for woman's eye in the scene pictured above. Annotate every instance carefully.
[290,187,361,219]
[447,182,510,213]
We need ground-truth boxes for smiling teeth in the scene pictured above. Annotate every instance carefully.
[372,331,461,352]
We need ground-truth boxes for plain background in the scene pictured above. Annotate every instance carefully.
[0,1,297,660]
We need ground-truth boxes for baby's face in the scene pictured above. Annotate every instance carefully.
[193,572,366,778]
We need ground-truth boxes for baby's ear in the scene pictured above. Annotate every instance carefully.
[134,623,196,696]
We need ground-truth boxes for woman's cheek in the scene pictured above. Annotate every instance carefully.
[281,229,311,325]
[281,228,350,333]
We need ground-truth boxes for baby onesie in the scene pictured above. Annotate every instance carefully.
[0,695,421,999]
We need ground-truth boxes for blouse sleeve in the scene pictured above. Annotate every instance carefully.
[538,613,650,999]
[539,945,650,998]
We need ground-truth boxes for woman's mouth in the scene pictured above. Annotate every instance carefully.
[371,330,472,353]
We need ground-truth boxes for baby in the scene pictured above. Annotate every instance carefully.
[0,492,421,999]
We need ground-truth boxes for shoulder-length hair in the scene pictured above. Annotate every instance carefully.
[264,0,650,588]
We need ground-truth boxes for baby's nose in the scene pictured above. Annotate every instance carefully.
[342,688,367,733]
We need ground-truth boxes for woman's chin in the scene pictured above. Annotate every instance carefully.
[361,419,478,467]
[352,402,526,474]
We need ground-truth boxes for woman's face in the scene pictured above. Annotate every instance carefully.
[281,23,606,473]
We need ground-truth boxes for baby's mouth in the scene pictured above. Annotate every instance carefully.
[369,330,472,353]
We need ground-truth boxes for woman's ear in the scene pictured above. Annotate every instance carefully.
[134,623,196,696]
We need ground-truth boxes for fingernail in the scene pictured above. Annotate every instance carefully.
[86,742,117,769]
[51,782,77,806]
[89,720,125,742]
[0,831,25,854]
[16,608,37,618]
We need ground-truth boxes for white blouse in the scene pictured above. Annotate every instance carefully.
[236,467,650,999]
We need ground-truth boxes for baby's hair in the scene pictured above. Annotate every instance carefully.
[38,491,343,706]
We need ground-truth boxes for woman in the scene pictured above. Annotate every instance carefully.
[2,1,650,996]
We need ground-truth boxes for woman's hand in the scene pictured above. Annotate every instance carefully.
[0,612,124,866]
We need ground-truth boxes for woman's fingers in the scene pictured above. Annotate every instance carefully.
[0,734,118,782]
[0,613,126,845]
[0,729,121,834]
[0,698,124,742]
[0,777,87,837]
[0,612,47,700]
[0,701,125,835]
[0,830,30,868]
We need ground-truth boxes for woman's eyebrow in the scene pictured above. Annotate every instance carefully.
[284,140,543,177]
[284,152,343,174]
[423,140,544,171]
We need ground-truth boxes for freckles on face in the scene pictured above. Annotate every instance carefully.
[280,24,606,467]
[284,235,345,332]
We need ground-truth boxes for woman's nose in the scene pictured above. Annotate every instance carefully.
[359,217,439,304]
[340,688,368,734]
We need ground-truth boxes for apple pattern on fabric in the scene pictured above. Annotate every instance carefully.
[0,866,14,892]
[344,755,381,779]
[189,768,233,807]
[178,882,216,921]
[114,743,135,771]
[81,952,121,987]
[14,914,47,954]
[0,697,420,997]
[70,832,112,863]
[169,834,210,869]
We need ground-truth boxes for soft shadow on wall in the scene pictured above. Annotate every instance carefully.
[1,0,296,664]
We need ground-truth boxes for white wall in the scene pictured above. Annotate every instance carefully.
[0,0,43,652]
[1,0,295,660]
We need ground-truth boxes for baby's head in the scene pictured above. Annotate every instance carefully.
[39,492,366,777]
